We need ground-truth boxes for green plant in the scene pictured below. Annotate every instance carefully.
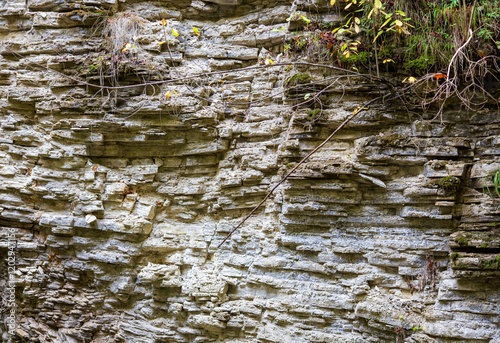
[494,168,500,197]
[480,255,500,269]
[481,167,500,198]
[332,0,413,76]
[457,236,468,246]
[284,73,311,88]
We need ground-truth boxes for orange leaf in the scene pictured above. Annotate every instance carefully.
[433,73,447,80]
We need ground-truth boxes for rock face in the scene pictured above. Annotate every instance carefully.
[0,0,499,342]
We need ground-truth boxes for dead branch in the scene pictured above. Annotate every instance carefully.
[216,96,382,249]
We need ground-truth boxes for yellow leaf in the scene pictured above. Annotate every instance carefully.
[403,76,417,84]
[380,17,392,29]
[344,50,350,59]
[121,43,131,53]
[354,106,368,114]
[354,17,360,24]
[265,58,274,65]
[231,86,237,90]
[172,28,179,37]
[354,23,360,33]
[158,41,166,45]
[394,19,403,26]
[160,18,168,26]
[193,27,200,36]
[173,90,178,95]
[372,0,382,16]
[330,0,335,5]
[165,91,171,98]
[383,59,395,63]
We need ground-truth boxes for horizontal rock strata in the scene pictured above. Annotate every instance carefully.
[0,0,499,342]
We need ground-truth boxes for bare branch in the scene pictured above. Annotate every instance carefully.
[216,96,382,249]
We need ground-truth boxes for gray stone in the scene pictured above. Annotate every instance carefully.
[0,1,499,342]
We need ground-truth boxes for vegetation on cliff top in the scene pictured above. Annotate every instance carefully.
[287,0,499,78]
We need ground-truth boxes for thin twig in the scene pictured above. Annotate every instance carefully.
[216,96,382,249]
[2,46,372,91]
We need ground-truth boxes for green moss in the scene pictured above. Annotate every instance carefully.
[480,243,489,248]
[430,176,461,192]
[306,109,321,120]
[457,236,468,246]
[480,256,500,270]
[403,54,435,74]
[339,51,369,65]
[450,252,462,261]
[284,73,311,88]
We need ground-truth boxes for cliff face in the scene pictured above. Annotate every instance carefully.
[0,1,499,342]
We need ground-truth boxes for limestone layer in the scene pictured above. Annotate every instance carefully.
[0,0,499,342]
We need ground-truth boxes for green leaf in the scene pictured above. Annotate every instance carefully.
[494,170,500,197]
[379,17,392,29]
[300,15,311,23]
[373,30,383,42]
[304,93,311,100]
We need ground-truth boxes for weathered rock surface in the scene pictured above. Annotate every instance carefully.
[0,0,499,342]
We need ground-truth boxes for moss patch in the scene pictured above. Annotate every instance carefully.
[457,236,468,247]
[480,256,500,270]
[284,73,311,88]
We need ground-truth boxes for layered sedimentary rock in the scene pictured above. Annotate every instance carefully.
[0,0,499,342]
